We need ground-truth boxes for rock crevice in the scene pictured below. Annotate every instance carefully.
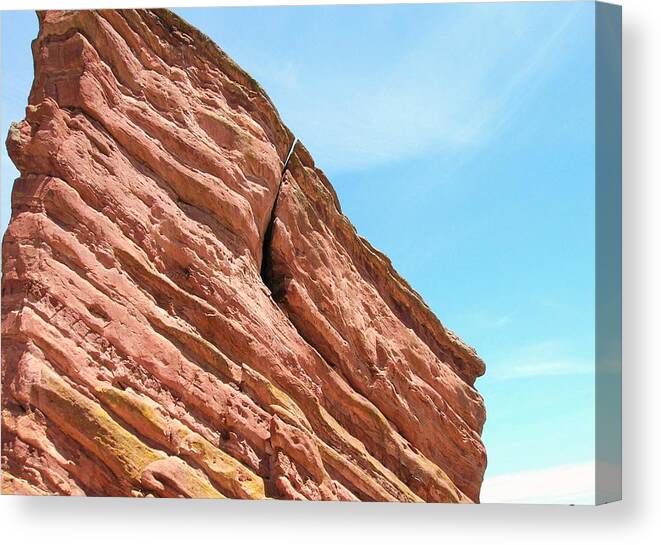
[260,136,298,282]
[1,9,486,502]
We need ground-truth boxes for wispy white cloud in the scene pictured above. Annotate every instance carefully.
[480,462,595,504]
[262,2,589,172]
[266,59,300,93]
[488,340,594,380]
[495,358,593,380]
[464,311,514,331]
[493,314,513,329]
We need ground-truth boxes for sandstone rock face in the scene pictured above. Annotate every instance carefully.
[1,9,486,501]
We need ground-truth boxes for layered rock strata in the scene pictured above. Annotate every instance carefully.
[1,9,486,501]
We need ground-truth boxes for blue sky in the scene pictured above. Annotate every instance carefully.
[1,2,597,503]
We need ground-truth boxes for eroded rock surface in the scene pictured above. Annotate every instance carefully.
[1,9,486,501]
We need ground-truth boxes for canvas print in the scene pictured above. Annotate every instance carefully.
[0,2,621,504]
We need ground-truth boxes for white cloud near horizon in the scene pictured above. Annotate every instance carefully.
[480,462,595,505]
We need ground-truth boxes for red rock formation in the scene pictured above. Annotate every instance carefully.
[1,9,486,501]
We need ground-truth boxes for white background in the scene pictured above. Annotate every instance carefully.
[0,0,658,543]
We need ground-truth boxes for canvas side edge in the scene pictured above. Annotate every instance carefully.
[595,0,622,506]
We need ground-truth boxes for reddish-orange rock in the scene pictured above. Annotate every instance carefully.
[1,8,487,502]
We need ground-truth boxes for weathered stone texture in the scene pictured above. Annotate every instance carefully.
[1,9,486,501]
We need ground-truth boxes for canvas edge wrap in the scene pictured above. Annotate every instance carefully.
[595,0,622,506]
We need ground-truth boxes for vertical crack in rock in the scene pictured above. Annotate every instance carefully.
[1,8,486,502]
[260,137,297,283]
